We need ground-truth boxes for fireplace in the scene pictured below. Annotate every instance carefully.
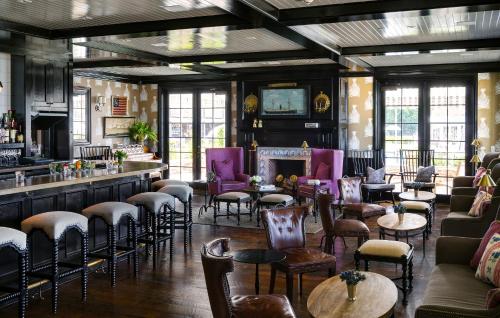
[256,147,311,184]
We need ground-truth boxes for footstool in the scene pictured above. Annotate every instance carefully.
[257,194,295,227]
[214,192,252,225]
[400,201,432,233]
[354,239,414,304]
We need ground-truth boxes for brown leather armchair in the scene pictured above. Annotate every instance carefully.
[337,177,386,221]
[200,238,296,318]
[452,153,500,196]
[318,193,369,255]
[260,206,336,303]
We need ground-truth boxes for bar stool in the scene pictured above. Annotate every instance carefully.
[151,179,188,192]
[21,211,89,314]
[82,202,139,286]
[256,194,294,227]
[157,185,193,250]
[127,192,175,268]
[0,227,28,318]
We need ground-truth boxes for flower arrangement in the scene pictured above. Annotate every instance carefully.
[114,150,128,166]
[249,175,262,187]
[340,270,366,285]
[393,203,407,215]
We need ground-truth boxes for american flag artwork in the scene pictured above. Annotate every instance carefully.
[112,96,128,115]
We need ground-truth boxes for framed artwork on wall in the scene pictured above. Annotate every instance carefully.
[103,116,135,137]
[259,86,310,119]
[111,96,128,115]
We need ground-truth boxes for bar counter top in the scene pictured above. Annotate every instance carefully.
[0,161,167,196]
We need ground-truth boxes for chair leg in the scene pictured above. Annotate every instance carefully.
[183,203,188,250]
[52,240,59,314]
[213,200,217,224]
[152,214,158,269]
[298,274,303,296]
[81,233,88,302]
[110,225,117,287]
[286,273,294,303]
[408,259,414,290]
[131,218,139,277]
[188,197,192,246]
[269,268,276,294]
[237,202,241,226]
[391,190,395,205]
[402,261,408,305]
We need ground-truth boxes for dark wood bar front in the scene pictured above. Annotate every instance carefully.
[0,162,167,280]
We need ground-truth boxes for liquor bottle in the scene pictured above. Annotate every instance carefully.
[0,114,5,144]
[9,113,17,143]
[3,113,9,143]
[16,124,24,143]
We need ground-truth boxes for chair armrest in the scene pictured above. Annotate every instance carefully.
[416,304,498,318]
[453,176,475,188]
[449,195,476,212]
[384,173,395,184]
[235,173,249,183]
[432,173,438,183]
[435,236,481,265]
[451,187,478,196]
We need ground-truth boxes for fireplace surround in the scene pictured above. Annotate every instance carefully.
[256,147,311,183]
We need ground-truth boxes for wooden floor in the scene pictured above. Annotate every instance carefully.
[2,198,447,318]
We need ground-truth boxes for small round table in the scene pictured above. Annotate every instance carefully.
[307,272,397,318]
[377,213,428,255]
[230,249,286,295]
[398,190,436,202]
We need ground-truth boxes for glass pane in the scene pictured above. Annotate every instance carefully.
[430,106,447,123]
[401,124,418,140]
[385,107,400,123]
[430,124,447,141]
[168,92,193,182]
[401,107,418,123]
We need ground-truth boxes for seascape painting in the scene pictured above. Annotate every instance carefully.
[259,87,310,118]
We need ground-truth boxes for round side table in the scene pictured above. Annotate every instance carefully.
[377,213,428,256]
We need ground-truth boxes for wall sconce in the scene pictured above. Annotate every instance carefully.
[0,81,3,93]
[301,140,309,149]
[251,140,258,150]
[95,95,105,112]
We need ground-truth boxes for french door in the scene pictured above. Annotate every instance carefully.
[166,88,228,181]
[382,80,473,195]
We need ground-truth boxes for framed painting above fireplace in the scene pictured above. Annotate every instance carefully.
[259,86,310,119]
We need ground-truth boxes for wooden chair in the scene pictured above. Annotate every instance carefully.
[400,150,437,192]
[80,146,112,160]
[350,149,395,204]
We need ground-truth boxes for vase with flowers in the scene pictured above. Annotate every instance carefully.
[249,175,262,189]
[340,270,366,301]
[412,181,424,197]
[394,203,407,223]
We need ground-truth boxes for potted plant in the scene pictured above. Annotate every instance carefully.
[114,150,128,167]
[340,270,366,301]
[249,175,262,189]
[128,121,158,149]
[412,181,424,197]
[394,203,407,223]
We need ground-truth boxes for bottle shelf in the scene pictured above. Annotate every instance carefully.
[0,143,25,149]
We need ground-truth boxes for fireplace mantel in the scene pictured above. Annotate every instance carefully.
[256,147,311,183]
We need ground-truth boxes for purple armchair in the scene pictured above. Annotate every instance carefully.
[298,148,344,198]
[206,147,250,197]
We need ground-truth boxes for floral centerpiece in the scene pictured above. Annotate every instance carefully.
[249,175,262,189]
[114,150,128,167]
[411,181,424,196]
[340,270,366,301]
[394,203,407,223]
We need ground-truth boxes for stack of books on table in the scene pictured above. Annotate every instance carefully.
[259,184,276,191]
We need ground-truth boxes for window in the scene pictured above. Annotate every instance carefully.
[73,88,91,144]
[200,92,226,180]
[168,93,194,181]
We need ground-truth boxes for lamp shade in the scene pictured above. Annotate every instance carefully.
[470,154,482,163]
[478,169,496,187]
[471,139,481,147]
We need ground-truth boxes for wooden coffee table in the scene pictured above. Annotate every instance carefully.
[398,190,436,202]
[377,213,428,256]
[307,271,397,318]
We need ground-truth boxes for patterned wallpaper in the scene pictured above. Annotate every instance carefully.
[347,77,374,151]
[477,73,500,156]
[73,77,158,156]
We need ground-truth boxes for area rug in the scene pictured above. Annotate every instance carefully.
[183,200,324,234]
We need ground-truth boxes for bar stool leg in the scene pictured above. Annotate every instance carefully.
[402,259,408,305]
[169,206,174,260]
[152,214,158,269]
[183,203,188,250]
[52,240,59,314]
[110,225,117,287]
[131,218,139,277]
[19,251,27,318]
[237,201,241,226]
[81,233,88,303]
[188,197,192,246]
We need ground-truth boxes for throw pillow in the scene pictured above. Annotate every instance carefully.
[315,162,330,179]
[415,166,435,182]
[473,167,487,187]
[366,166,385,184]
[213,160,235,181]
[468,191,492,217]
[487,288,500,309]
[475,233,500,287]
[471,221,500,269]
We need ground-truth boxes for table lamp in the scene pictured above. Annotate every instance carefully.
[470,139,482,171]
[478,169,496,188]
[301,140,309,149]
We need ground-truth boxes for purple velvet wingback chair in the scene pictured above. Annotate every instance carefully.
[298,148,344,197]
[206,147,250,197]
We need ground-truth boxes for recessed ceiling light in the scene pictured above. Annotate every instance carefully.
[151,43,168,47]
[456,20,476,26]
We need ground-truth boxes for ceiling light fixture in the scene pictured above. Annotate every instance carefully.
[17,0,32,3]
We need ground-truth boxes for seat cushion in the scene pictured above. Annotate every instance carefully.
[151,179,189,191]
[260,194,294,206]
[343,203,386,218]
[21,211,88,240]
[231,294,296,318]
[127,192,175,214]
[358,239,411,258]
[0,226,27,251]
[82,202,138,225]
[216,192,250,201]
[157,185,193,202]
[422,263,491,311]
[333,219,370,237]
[277,247,336,272]
[361,183,395,191]
[400,201,430,210]
[221,181,247,192]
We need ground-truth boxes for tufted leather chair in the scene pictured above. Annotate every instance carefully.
[318,193,369,255]
[201,238,296,318]
[337,177,386,221]
[260,206,336,303]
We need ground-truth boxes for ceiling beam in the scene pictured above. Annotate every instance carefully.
[342,38,500,55]
[374,62,500,75]
[279,0,500,25]
[73,58,154,69]
[0,19,52,39]
[167,49,318,63]
[76,42,172,64]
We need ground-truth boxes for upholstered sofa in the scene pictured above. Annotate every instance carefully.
[415,236,500,318]
[452,153,500,196]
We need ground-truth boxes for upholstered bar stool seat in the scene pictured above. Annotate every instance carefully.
[0,227,28,318]
[214,192,251,225]
[400,201,433,233]
[260,194,294,206]
[152,179,189,191]
[21,211,89,314]
[355,240,414,304]
[157,185,193,250]
[126,192,175,267]
[82,202,139,286]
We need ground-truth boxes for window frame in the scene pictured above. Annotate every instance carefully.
[72,86,91,145]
